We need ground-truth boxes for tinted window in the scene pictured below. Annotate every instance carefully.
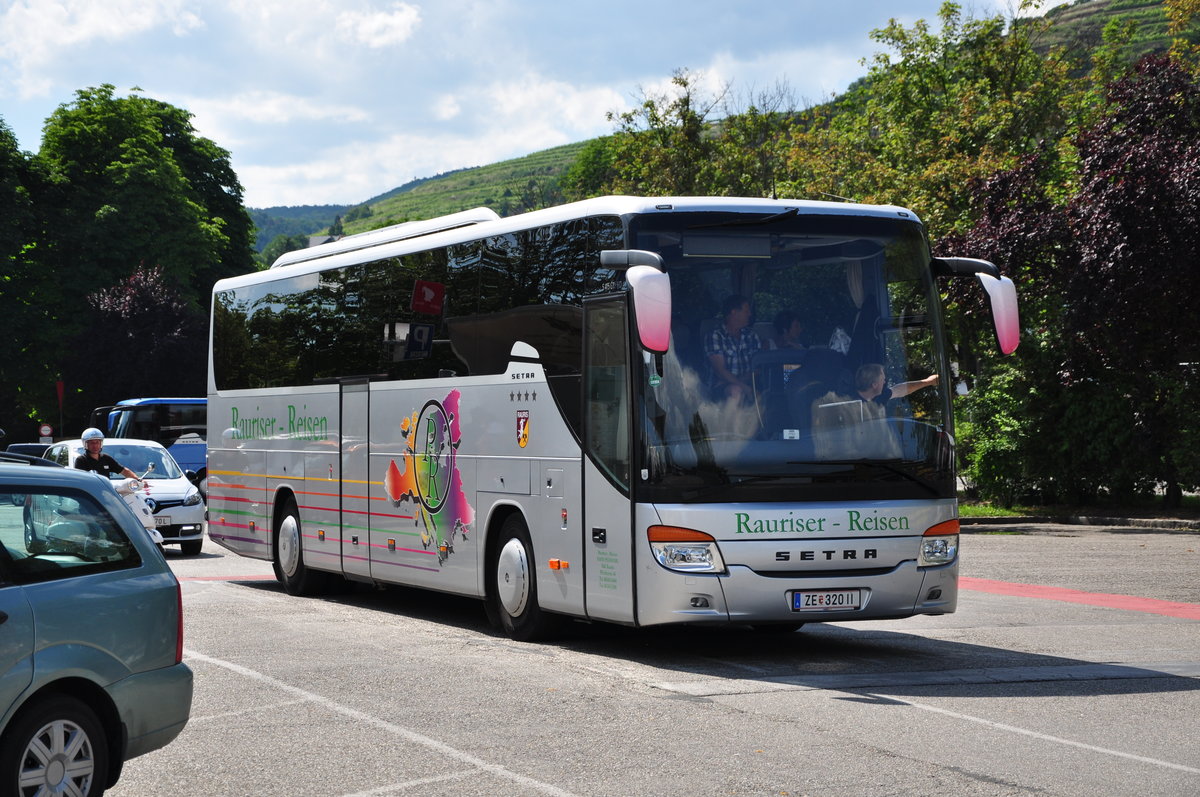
[213,216,624,394]
[0,488,141,584]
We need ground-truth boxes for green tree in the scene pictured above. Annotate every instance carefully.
[710,89,795,198]
[0,118,60,438]
[946,54,1200,508]
[780,1,1078,238]
[605,69,725,195]
[1061,54,1200,506]
[63,266,206,428]
[560,137,618,200]
[259,233,311,267]
[35,84,252,309]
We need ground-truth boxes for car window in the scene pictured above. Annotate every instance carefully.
[104,445,183,480]
[0,487,141,584]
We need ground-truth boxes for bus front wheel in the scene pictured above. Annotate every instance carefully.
[487,514,560,641]
[273,497,332,596]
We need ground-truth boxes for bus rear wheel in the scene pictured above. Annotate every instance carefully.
[273,497,332,596]
[487,515,560,641]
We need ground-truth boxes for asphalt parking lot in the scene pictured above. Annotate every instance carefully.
[109,525,1200,796]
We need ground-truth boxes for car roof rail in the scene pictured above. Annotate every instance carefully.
[0,452,63,467]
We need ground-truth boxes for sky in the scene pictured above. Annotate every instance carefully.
[0,0,1044,209]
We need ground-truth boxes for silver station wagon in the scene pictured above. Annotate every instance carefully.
[0,452,192,796]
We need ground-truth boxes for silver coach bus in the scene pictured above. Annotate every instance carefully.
[207,196,1018,640]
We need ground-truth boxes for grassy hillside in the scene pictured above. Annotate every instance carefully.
[250,0,1182,245]
[1035,0,1185,61]
[249,204,348,251]
[339,141,586,235]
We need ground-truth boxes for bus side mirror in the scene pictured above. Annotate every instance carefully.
[601,250,672,354]
[977,272,1020,355]
[934,257,1020,355]
[627,266,671,353]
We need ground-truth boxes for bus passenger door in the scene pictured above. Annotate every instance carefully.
[340,379,371,580]
[582,296,636,624]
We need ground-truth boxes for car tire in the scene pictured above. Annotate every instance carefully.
[272,497,333,596]
[180,539,203,556]
[486,514,560,641]
[0,694,110,797]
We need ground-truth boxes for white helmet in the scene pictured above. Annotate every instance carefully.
[81,427,105,442]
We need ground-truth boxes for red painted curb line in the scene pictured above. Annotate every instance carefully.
[961,577,1200,620]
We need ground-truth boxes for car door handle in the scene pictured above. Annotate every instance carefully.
[0,611,7,624]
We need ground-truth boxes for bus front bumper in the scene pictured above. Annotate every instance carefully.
[636,559,958,627]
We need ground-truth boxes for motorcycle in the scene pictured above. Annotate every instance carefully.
[112,464,165,549]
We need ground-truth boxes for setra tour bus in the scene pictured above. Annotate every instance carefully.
[207,196,1019,640]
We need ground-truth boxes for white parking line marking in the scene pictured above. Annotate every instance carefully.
[339,770,476,795]
[188,697,310,723]
[895,696,1200,775]
[185,649,582,797]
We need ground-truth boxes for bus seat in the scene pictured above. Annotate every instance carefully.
[784,347,849,434]
[751,349,807,436]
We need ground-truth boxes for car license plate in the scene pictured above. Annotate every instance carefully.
[793,589,861,611]
[155,515,171,527]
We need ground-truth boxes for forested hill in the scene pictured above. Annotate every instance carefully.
[249,0,1181,249]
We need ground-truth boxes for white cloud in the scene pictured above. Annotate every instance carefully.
[433,95,461,121]
[0,0,203,98]
[702,47,866,109]
[336,2,421,48]
[483,76,626,134]
[236,70,627,206]
[187,90,370,127]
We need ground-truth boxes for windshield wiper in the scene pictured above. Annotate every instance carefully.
[782,458,942,495]
[688,207,799,229]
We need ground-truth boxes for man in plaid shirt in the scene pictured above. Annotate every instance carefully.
[705,294,762,403]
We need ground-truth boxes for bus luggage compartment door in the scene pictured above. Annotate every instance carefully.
[341,379,370,580]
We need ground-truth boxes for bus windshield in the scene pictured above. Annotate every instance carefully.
[109,403,207,449]
[631,211,953,502]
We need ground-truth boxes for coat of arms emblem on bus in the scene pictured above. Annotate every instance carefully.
[383,391,475,566]
[516,410,529,448]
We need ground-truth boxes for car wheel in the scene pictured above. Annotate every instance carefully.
[180,539,203,556]
[0,694,109,797]
[272,497,332,596]
[487,514,560,641]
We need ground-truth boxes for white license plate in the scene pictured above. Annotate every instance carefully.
[793,589,861,611]
[155,515,171,526]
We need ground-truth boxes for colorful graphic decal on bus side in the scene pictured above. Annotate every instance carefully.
[383,391,475,566]
[516,410,529,448]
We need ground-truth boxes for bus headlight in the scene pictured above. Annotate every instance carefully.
[648,525,726,573]
[919,519,960,566]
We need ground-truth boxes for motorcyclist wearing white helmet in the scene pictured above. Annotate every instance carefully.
[76,427,140,479]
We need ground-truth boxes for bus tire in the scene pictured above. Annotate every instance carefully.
[273,497,331,596]
[487,514,560,641]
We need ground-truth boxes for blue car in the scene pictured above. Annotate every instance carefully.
[0,452,192,796]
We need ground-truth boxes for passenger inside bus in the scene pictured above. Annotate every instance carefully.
[810,363,938,460]
[703,294,762,404]
[767,309,805,351]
